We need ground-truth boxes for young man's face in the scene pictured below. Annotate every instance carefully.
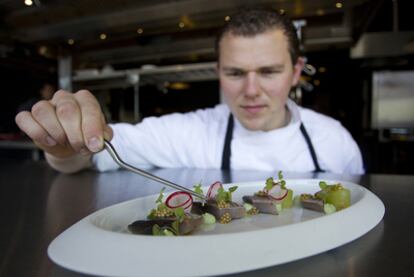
[218,29,304,131]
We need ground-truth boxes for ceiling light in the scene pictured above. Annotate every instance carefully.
[100,33,107,40]
[316,9,325,16]
[67,39,74,45]
[224,16,230,21]
[179,15,195,28]
[279,9,285,15]
[336,2,343,9]
[178,22,185,28]
[37,46,53,59]
[24,0,33,6]
[168,82,190,90]
[38,46,47,56]
[313,79,321,86]
[318,67,327,73]
[137,28,143,34]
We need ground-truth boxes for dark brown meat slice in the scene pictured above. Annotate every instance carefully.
[242,195,279,215]
[191,201,245,220]
[128,214,203,235]
[300,198,324,212]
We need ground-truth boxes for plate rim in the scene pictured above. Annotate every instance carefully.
[48,178,385,277]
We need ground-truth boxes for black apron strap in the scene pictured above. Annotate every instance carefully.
[221,113,234,170]
[299,122,324,173]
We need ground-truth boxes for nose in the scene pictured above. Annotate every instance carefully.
[243,71,260,97]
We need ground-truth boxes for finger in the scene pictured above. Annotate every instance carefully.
[54,94,86,153]
[101,113,113,141]
[74,90,106,152]
[31,100,67,146]
[49,89,73,106]
[15,111,58,147]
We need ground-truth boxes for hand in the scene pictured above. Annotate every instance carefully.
[15,89,113,159]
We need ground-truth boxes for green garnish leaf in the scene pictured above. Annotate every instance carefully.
[174,207,185,222]
[228,186,238,202]
[194,183,204,195]
[319,181,328,190]
[228,186,238,193]
[194,183,205,201]
[265,177,274,191]
[215,187,227,202]
[152,224,162,235]
[278,171,287,189]
[172,220,180,235]
[216,186,238,202]
[156,187,166,204]
[278,170,283,180]
[152,224,177,236]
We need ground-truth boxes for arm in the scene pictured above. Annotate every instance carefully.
[15,89,113,173]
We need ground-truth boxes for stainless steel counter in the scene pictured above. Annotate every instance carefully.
[0,160,412,277]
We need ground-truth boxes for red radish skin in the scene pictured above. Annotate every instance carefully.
[267,185,288,201]
[207,181,223,199]
[165,191,193,210]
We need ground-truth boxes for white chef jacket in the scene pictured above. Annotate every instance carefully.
[93,99,364,174]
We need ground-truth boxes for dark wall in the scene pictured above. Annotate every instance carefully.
[303,49,365,141]
[0,43,57,133]
[0,68,37,132]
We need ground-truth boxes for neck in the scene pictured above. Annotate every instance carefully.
[262,106,290,131]
[283,106,291,127]
[271,106,290,130]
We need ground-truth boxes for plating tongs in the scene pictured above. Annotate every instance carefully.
[104,139,206,200]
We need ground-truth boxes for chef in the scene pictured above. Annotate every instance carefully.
[15,8,364,175]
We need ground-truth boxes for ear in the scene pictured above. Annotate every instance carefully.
[291,57,305,86]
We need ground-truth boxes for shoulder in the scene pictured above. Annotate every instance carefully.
[299,106,342,130]
[298,106,364,174]
[298,107,352,144]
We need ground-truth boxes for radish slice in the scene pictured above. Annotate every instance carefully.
[207,181,223,199]
[267,184,288,201]
[165,191,193,210]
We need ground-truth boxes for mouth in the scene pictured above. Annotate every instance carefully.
[240,104,266,115]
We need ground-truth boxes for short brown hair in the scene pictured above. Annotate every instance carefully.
[215,8,301,65]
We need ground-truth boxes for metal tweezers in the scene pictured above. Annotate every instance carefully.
[104,139,206,200]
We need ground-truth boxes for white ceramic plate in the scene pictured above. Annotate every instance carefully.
[48,179,384,277]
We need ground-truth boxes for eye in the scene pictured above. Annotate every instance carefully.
[258,68,280,76]
[224,70,245,78]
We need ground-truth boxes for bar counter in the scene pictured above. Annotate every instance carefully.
[1,160,413,277]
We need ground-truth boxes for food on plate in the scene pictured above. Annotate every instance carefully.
[316,182,351,210]
[129,178,352,235]
[299,194,324,213]
[128,216,203,236]
[242,171,293,215]
[191,181,246,224]
[300,181,351,214]
[128,188,204,236]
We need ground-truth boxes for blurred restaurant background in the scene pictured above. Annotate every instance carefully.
[0,0,413,174]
